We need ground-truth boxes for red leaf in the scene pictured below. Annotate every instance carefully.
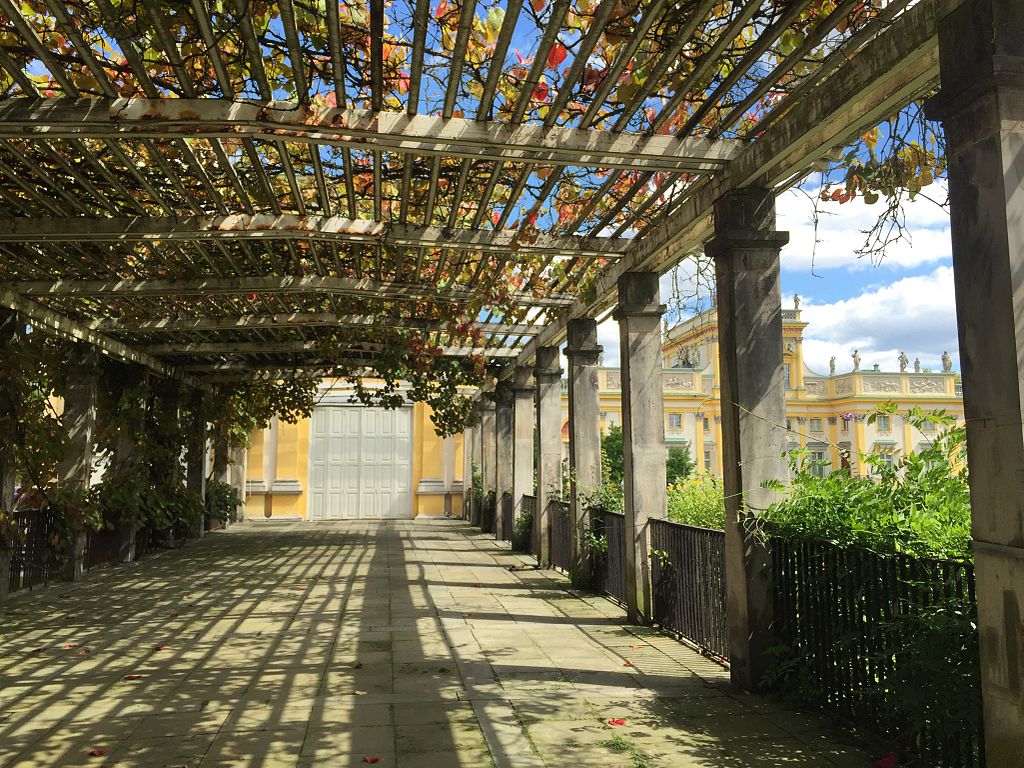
[154,645,171,652]
[547,42,567,71]
[31,647,46,653]
[607,718,627,726]
[533,81,549,102]
[531,0,545,11]
[77,648,91,654]
[623,659,634,667]
[168,612,179,618]
[88,749,110,757]
[433,0,448,18]
[124,674,143,681]
[702,682,717,689]
[876,754,898,768]
[362,758,383,764]
[63,643,78,649]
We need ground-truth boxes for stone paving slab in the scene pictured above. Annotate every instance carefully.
[0,519,876,767]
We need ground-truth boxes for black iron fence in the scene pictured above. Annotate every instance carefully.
[591,508,627,605]
[772,538,983,767]
[6,509,61,593]
[514,494,535,554]
[550,501,572,573]
[650,519,728,660]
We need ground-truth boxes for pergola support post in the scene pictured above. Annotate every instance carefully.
[494,382,514,541]
[535,347,563,567]
[210,428,231,529]
[566,318,603,589]
[0,309,18,604]
[61,344,100,582]
[113,366,148,563]
[927,2,1024,760]
[512,366,534,544]
[185,391,206,539]
[615,272,667,624]
[462,422,475,521]
[480,399,497,529]
[708,188,790,691]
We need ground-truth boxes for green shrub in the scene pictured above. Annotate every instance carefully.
[666,474,725,529]
[511,507,533,553]
[206,479,241,523]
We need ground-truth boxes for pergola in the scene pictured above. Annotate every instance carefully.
[0,0,1020,761]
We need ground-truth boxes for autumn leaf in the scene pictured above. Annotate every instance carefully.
[547,43,567,70]
[607,718,626,726]
[88,749,110,757]
[531,0,546,12]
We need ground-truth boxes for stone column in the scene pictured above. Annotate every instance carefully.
[209,427,231,528]
[494,381,514,541]
[113,366,148,563]
[615,273,667,623]
[0,309,18,604]
[512,366,534,540]
[566,318,603,589]
[462,423,475,520]
[61,344,100,582]
[480,399,497,507]
[535,346,563,567]
[185,391,206,539]
[706,188,789,691]
[926,2,1024,760]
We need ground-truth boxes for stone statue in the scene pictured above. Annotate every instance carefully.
[852,349,861,372]
[914,357,921,373]
[829,356,836,376]
[942,350,952,373]
[898,351,909,372]
[793,294,801,310]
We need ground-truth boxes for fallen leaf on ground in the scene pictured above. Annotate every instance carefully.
[153,645,172,651]
[876,754,898,768]
[77,648,91,654]
[702,682,717,689]
[63,643,78,649]
[353,690,368,696]
[629,644,641,649]
[623,659,634,667]
[30,647,46,653]
[87,748,109,756]
[124,674,142,681]
[361,758,382,764]
[607,718,627,726]
[168,612,179,618]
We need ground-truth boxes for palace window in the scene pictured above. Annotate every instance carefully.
[809,450,828,477]
[921,420,936,433]
[786,418,793,432]
[668,413,682,429]
[841,419,849,432]
[783,363,791,388]
[810,418,823,433]
[703,417,710,432]
[703,450,712,469]
[876,415,891,432]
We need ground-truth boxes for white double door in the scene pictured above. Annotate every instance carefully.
[308,406,413,520]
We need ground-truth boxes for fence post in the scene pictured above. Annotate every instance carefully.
[60,343,100,582]
[708,187,789,691]
[926,1,1024,760]
[535,346,563,567]
[566,318,603,589]
[615,272,667,624]
[0,309,18,604]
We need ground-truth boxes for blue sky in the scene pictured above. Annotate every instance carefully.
[594,183,959,375]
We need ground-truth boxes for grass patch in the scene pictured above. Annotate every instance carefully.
[599,733,652,768]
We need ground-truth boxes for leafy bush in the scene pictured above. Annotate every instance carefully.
[666,474,724,529]
[511,506,533,553]
[760,406,971,560]
[206,480,241,523]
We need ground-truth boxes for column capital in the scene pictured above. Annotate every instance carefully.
[513,364,534,394]
[493,378,514,407]
[614,272,666,319]
[535,346,563,379]
[565,317,603,364]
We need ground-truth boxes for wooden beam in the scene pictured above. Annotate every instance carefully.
[90,313,542,336]
[0,99,740,173]
[145,340,521,357]
[0,215,629,258]
[0,289,199,384]
[5,276,576,308]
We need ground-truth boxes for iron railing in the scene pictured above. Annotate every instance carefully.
[516,494,536,554]
[550,501,572,573]
[772,538,983,767]
[650,519,728,660]
[6,509,61,593]
[591,508,627,605]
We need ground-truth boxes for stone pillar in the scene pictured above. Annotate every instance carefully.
[494,381,514,541]
[480,399,497,502]
[707,188,789,690]
[185,391,206,539]
[113,366,148,563]
[209,428,231,528]
[535,346,563,567]
[462,423,475,520]
[615,273,667,623]
[926,3,1024,760]
[512,366,534,541]
[0,309,19,604]
[566,318,603,589]
[60,344,100,581]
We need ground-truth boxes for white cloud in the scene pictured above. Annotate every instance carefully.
[799,266,960,374]
[777,184,951,273]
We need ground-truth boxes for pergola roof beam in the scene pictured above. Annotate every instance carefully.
[0,215,629,258]
[0,100,740,173]
[144,341,521,358]
[6,276,575,308]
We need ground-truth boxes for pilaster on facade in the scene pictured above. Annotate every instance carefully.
[926,1,1024,760]
[614,272,667,624]
[707,187,789,692]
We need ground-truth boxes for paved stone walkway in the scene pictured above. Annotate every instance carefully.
[0,519,874,767]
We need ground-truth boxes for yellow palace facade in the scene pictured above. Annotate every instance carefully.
[243,307,961,520]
